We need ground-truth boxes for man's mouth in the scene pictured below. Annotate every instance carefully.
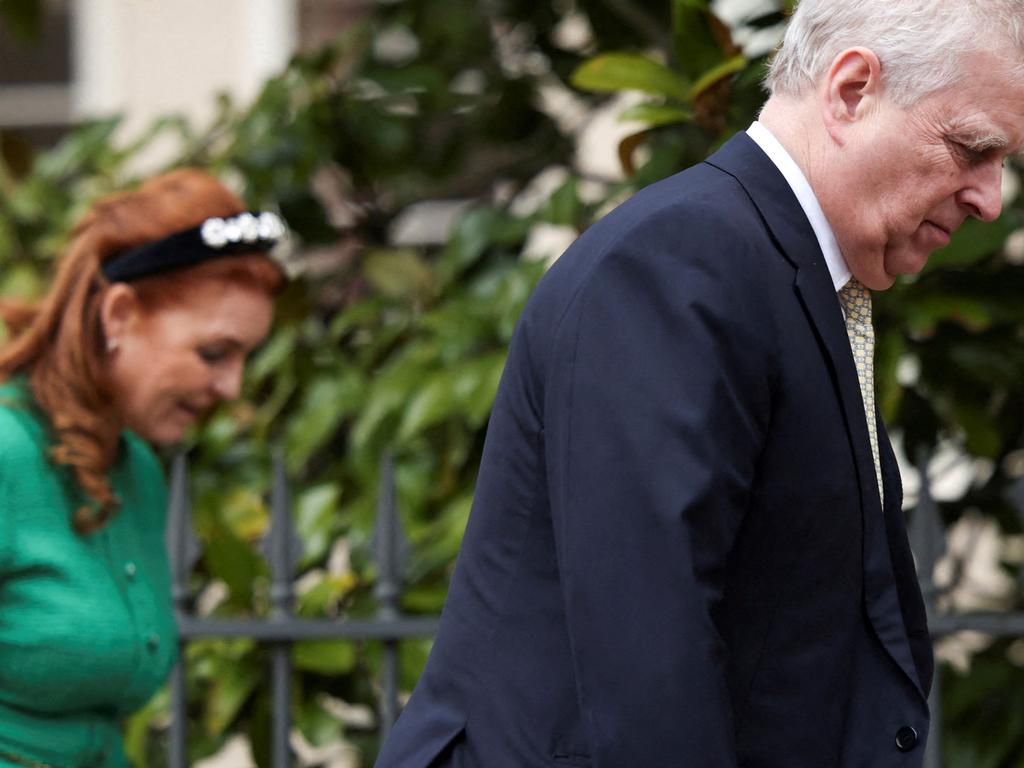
[921,220,952,246]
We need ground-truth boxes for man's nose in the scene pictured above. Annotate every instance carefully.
[958,160,1004,222]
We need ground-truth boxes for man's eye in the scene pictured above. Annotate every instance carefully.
[952,142,973,159]
[950,140,986,164]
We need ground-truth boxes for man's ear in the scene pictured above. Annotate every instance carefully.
[821,47,883,143]
[100,283,142,350]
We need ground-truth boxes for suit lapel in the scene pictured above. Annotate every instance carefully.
[705,133,927,702]
[867,416,927,697]
[878,417,934,695]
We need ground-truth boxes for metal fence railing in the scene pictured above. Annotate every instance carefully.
[907,452,1024,768]
[165,450,1024,768]
[165,453,438,768]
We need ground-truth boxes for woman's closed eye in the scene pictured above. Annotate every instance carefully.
[197,344,232,364]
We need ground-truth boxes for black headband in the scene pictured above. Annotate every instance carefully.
[101,211,287,283]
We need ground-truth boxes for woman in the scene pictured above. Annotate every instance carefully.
[0,169,286,767]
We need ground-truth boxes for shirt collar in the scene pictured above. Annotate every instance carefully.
[746,121,851,291]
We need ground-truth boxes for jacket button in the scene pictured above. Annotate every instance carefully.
[895,726,918,752]
[124,561,137,580]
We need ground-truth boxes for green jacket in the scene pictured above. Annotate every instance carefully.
[0,378,176,768]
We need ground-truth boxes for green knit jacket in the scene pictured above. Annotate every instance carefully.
[0,377,177,768]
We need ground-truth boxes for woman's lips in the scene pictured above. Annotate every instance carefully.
[175,402,203,421]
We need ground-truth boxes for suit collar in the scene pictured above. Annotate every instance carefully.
[745,122,851,290]
[705,132,823,273]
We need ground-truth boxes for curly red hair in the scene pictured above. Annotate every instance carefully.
[0,168,285,534]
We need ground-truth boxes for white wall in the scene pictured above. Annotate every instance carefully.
[71,0,297,165]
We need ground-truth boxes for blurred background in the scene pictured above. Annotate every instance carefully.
[2,0,1024,766]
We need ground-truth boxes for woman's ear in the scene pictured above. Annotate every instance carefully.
[99,283,141,352]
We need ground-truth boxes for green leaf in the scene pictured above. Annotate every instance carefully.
[619,103,695,128]
[689,55,747,100]
[0,261,44,300]
[571,53,692,102]
[33,118,122,180]
[437,207,529,285]
[396,369,460,441]
[296,572,359,616]
[285,371,365,472]
[296,699,346,748]
[247,325,299,385]
[293,640,357,675]
[122,687,169,768]
[350,355,434,454]
[541,178,582,227]
[219,487,269,540]
[396,352,506,440]
[204,524,264,607]
[295,484,342,566]
[672,0,733,82]
[362,248,436,301]
[204,658,262,736]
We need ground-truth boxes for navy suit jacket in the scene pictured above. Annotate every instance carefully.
[375,133,933,768]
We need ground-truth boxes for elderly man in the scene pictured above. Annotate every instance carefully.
[375,1,1024,766]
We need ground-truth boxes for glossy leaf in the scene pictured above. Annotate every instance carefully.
[204,657,262,736]
[362,248,436,302]
[619,103,695,128]
[689,55,747,100]
[672,0,730,82]
[571,53,692,102]
[294,484,342,567]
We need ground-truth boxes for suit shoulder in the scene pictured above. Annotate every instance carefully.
[524,162,777,337]
[592,162,771,254]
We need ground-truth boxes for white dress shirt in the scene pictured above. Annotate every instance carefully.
[746,121,851,291]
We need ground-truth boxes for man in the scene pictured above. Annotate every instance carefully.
[376,1,1024,765]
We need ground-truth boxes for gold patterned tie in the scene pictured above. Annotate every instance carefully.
[837,278,884,508]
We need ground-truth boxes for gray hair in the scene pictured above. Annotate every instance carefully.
[766,0,1024,105]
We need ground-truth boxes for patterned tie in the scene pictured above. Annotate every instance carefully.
[837,278,884,508]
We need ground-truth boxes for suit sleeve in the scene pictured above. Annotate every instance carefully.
[542,218,776,765]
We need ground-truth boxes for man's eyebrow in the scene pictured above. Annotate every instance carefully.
[949,130,1011,153]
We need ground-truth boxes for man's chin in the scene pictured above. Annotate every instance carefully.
[882,248,932,284]
[860,272,898,291]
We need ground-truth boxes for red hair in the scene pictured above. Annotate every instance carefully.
[0,168,284,534]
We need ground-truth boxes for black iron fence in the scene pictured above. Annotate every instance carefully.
[907,451,1024,768]
[165,450,1023,768]
[165,453,437,768]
